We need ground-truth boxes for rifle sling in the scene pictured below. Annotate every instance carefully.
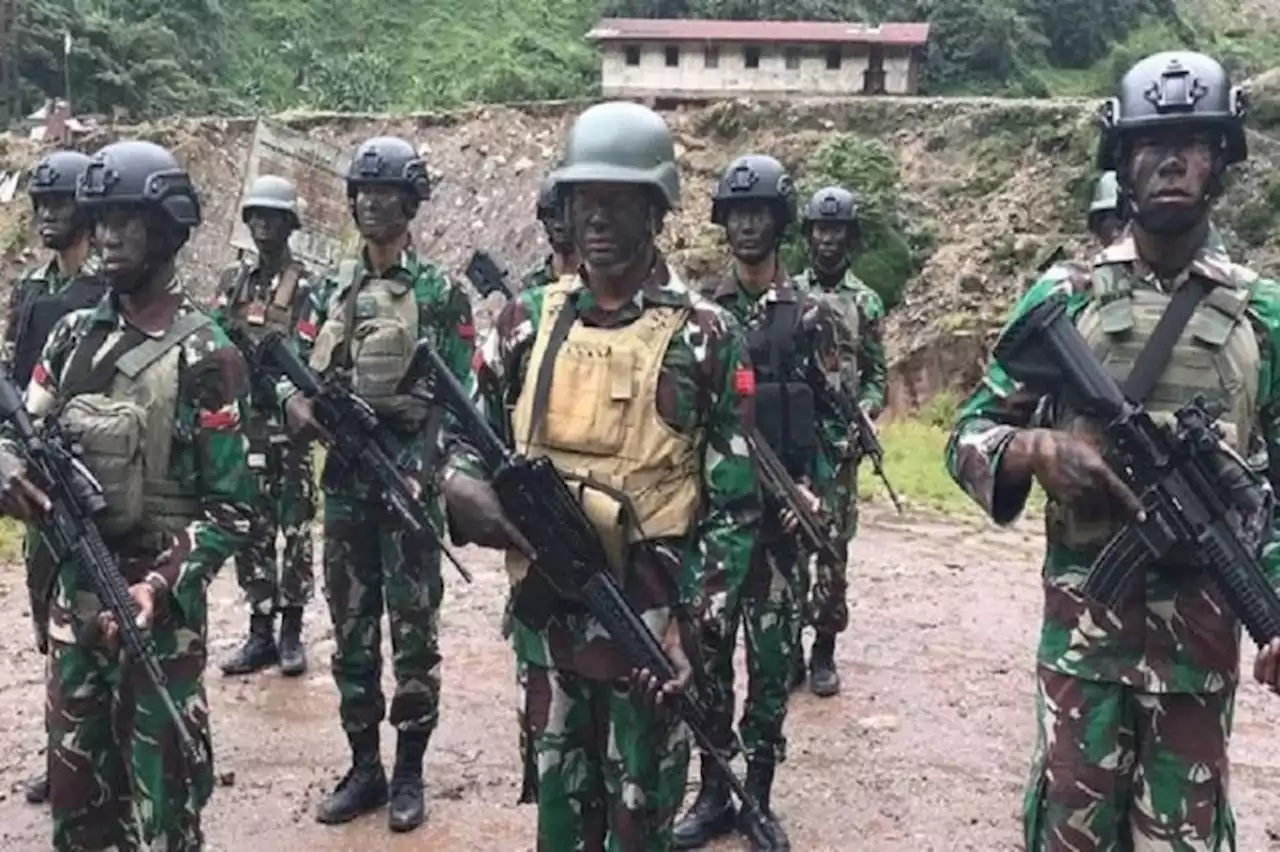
[1119,277,1209,403]
[524,292,581,447]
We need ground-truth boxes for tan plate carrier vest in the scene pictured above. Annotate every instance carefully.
[1051,263,1260,547]
[505,276,703,584]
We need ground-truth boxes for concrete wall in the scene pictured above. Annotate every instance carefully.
[599,42,919,98]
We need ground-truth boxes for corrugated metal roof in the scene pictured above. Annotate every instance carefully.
[586,18,930,46]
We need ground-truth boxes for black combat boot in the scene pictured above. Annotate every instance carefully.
[24,771,49,804]
[808,633,840,698]
[387,731,429,832]
[737,761,790,851]
[788,641,806,692]
[278,607,307,677]
[672,759,737,848]
[221,613,279,676]
[316,729,388,824]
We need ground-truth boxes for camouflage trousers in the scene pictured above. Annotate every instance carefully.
[46,629,212,850]
[1024,666,1236,851]
[323,490,444,735]
[25,529,56,651]
[524,663,691,852]
[699,535,797,765]
[237,430,315,614]
[810,460,857,636]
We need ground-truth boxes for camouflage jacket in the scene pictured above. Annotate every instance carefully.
[791,267,888,417]
[283,245,476,496]
[26,279,254,635]
[946,231,1280,693]
[3,251,102,364]
[520,254,557,291]
[445,256,762,673]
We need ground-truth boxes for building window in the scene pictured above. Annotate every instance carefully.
[744,45,761,69]
[665,45,679,67]
[826,47,842,69]
[704,45,719,68]
[625,45,641,66]
[785,47,801,69]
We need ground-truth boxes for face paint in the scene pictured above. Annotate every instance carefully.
[569,182,655,280]
[34,196,80,251]
[808,219,853,274]
[246,208,293,255]
[724,201,779,265]
[94,206,152,293]
[1127,128,1215,237]
[354,184,411,245]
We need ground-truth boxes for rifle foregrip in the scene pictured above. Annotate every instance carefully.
[1200,523,1280,647]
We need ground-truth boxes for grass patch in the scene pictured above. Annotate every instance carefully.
[0,518,27,565]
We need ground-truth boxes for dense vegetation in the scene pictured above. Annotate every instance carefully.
[6,0,1279,122]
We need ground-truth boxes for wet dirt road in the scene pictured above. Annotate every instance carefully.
[1,510,1279,851]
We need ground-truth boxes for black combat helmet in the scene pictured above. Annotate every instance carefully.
[346,136,431,215]
[536,172,560,222]
[76,140,201,248]
[710,154,796,232]
[28,150,92,200]
[1098,50,1247,175]
[800,186,859,235]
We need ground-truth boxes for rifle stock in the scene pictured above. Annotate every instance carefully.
[992,293,1280,648]
[466,250,514,300]
[0,376,207,774]
[745,426,842,565]
[413,342,784,849]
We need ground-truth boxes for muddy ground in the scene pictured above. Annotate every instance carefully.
[0,510,1278,851]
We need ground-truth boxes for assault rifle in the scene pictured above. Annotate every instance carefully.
[414,343,785,850]
[993,293,1280,648]
[465,250,514,300]
[224,325,281,411]
[253,330,473,584]
[745,426,841,565]
[0,375,207,772]
[811,375,903,514]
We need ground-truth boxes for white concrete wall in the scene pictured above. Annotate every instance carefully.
[599,42,920,98]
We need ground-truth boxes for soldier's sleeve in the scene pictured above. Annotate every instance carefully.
[275,272,335,405]
[208,265,238,328]
[441,287,544,481]
[1247,279,1280,588]
[805,295,854,462]
[24,310,82,417]
[856,288,888,417]
[945,274,1089,525]
[686,307,761,609]
[153,332,254,613]
[1,275,25,364]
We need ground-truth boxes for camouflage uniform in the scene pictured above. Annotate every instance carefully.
[288,242,475,822]
[947,227,1277,849]
[791,267,887,638]
[521,254,557,291]
[453,257,759,851]
[212,254,316,649]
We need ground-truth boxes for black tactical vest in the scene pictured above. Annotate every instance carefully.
[11,275,109,387]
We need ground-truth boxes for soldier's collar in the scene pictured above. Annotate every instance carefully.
[358,244,419,282]
[567,254,686,310]
[1094,227,1239,289]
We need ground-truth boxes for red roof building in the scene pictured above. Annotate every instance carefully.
[586,18,931,99]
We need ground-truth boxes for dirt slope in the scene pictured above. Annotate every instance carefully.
[3,94,1279,412]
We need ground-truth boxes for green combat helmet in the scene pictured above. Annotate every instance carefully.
[242,174,301,230]
[551,102,680,210]
[535,173,560,222]
[710,154,796,234]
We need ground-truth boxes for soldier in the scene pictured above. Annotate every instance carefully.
[4,149,108,807]
[441,101,762,851]
[0,139,252,850]
[521,171,580,290]
[1087,170,1123,246]
[947,50,1280,849]
[281,135,476,833]
[214,175,317,678]
[675,154,846,850]
[789,186,888,698]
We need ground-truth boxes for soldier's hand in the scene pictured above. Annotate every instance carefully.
[284,394,331,443]
[97,582,156,650]
[1005,428,1145,519]
[780,482,821,534]
[630,616,691,717]
[1254,637,1280,692]
[0,452,51,522]
[441,470,534,559]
